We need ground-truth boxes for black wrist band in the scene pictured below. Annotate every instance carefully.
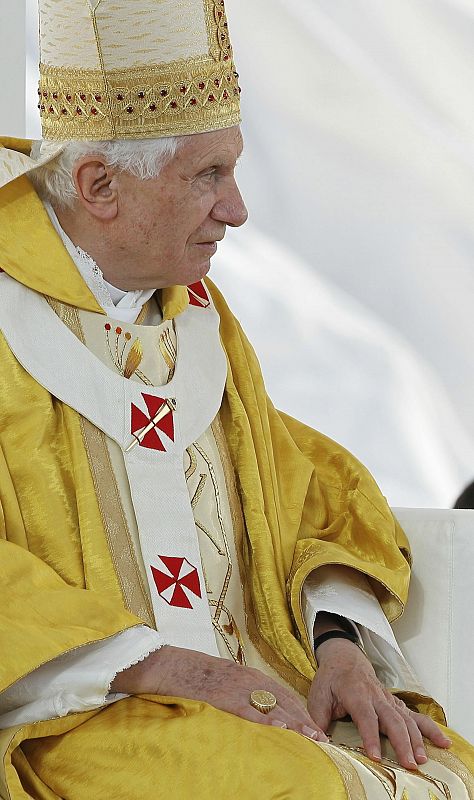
[313,629,362,652]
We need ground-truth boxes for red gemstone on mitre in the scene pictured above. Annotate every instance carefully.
[117,93,124,100]
[160,89,168,97]
[149,103,157,111]
[66,94,72,101]
[104,323,111,331]
[91,107,98,115]
[223,90,229,99]
[95,94,102,102]
[190,98,197,106]
[180,85,187,94]
[52,92,58,99]
[170,101,178,109]
[126,106,134,113]
[198,82,205,90]
[80,93,86,101]
[138,91,145,98]
[208,94,215,102]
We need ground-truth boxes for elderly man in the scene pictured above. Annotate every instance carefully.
[0,1,472,798]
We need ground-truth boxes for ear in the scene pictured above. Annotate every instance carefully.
[73,156,119,221]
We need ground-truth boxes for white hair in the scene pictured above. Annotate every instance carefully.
[29,137,183,209]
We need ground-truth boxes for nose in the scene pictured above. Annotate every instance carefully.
[211,178,248,228]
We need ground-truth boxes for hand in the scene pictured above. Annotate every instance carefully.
[112,645,328,740]
[308,638,452,770]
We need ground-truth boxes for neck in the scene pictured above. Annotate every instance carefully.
[53,203,129,291]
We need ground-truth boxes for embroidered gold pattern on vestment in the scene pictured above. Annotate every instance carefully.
[186,435,246,664]
[425,744,474,800]
[159,327,177,381]
[318,744,368,800]
[337,742,454,800]
[103,323,152,384]
[210,414,312,696]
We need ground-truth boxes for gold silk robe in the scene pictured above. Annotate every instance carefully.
[0,141,472,799]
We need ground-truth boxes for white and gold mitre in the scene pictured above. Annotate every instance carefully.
[37,0,241,140]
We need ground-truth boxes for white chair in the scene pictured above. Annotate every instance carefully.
[392,508,474,744]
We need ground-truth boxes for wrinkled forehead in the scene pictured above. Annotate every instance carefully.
[176,126,244,167]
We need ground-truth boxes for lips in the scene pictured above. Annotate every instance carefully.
[195,242,218,253]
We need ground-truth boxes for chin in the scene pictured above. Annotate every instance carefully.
[184,259,212,286]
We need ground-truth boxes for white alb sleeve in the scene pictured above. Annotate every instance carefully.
[302,565,424,692]
[0,625,163,729]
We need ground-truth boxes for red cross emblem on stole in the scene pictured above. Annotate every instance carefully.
[151,556,202,608]
[129,393,175,451]
[187,281,210,308]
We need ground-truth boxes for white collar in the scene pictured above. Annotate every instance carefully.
[43,202,157,323]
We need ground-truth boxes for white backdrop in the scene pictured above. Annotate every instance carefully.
[5,0,474,507]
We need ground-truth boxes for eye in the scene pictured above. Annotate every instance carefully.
[200,167,218,180]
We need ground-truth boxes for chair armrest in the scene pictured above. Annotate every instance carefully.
[392,507,474,743]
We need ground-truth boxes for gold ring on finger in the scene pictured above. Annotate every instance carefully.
[249,690,277,714]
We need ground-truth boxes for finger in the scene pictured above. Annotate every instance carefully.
[349,704,383,762]
[266,708,328,741]
[276,688,321,730]
[308,686,334,734]
[404,714,428,764]
[411,713,452,749]
[243,702,328,742]
[377,703,418,770]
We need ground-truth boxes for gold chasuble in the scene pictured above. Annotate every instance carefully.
[0,165,473,799]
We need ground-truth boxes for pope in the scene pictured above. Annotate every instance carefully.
[0,1,472,798]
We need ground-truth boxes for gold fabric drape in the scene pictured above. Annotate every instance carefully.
[0,144,472,798]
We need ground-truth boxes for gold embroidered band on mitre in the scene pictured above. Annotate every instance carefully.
[37,0,241,140]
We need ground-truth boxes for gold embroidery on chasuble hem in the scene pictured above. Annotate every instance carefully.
[210,414,310,698]
[185,429,245,666]
[328,724,463,800]
[425,744,474,800]
[316,744,368,800]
